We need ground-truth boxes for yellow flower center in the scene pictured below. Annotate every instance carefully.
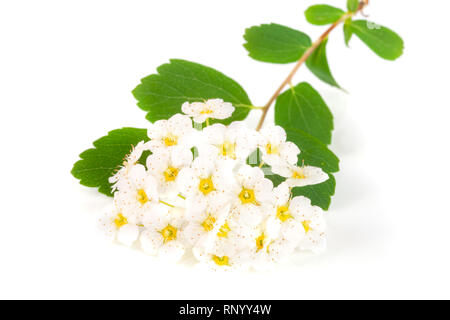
[217,222,231,238]
[302,220,311,233]
[201,214,216,232]
[276,205,293,222]
[163,166,179,182]
[292,169,306,180]
[212,255,230,266]
[265,143,279,155]
[239,188,258,205]
[199,177,215,195]
[137,189,149,204]
[114,213,128,229]
[164,133,178,146]
[159,224,177,242]
[256,233,266,252]
[200,107,213,115]
[219,141,236,159]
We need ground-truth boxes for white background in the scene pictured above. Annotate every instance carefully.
[1,0,449,299]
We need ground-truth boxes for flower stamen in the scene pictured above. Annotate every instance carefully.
[137,189,149,204]
[212,255,230,266]
[199,177,215,195]
[239,188,258,205]
[114,213,128,229]
[201,214,216,232]
[276,205,293,222]
[163,166,179,182]
[159,224,177,243]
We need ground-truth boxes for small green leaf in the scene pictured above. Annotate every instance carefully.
[133,59,252,124]
[343,20,353,46]
[71,127,149,197]
[285,127,339,173]
[275,82,333,145]
[243,23,311,64]
[306,39,341,88]
[349,20,404,60]
[292,174,336,210]
[304,5,345,26]
[347,0,359,12]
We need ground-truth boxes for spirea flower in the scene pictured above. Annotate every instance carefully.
[200,122,259,162]
[272,164,329,187]
[182,99,235,124]
[146,114,194,152]
[95,99,329,270]
[259,124,300,167]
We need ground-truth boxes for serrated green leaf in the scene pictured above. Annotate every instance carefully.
[347,0,359,12]
[243,23,312,64]
[132,59,252,124]
[292,174,336,210]
[305,5,345,26]
[285,127,339,173]
[343,20,353,46]
[349,20,404,60]
[306,39,341,88]
[71,127,149,197]
[275,82,333,145]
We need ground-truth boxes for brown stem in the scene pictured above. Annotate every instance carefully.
[255,2,368,131]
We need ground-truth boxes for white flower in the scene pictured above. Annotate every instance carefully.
[109,141,150,192]
[229,165,273,226]
[193,233,251,271]
[146,147,193,196]
[200,122,259,161]
[182,99,235,124]
[289,196,327,253]
[247,183,307,269]
[259,124,300,167]
[272,164,329,187]
[184,201,230,247]
[113,164,159,220]
[98,205,140,246]
[140,206,187,262]
[146,114,194,152]
[177,155,232,211]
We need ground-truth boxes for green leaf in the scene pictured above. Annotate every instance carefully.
[71,127,149,197]
[306,39,341,88]
[343,20,353,46]
[132,59,252,124]
[347,0,359,12]
[304,5,345,26]
[275,82,333,145]
[349,20,404,60]
[243,23,311,64]
[285,127,339,173]
[292,174,336,210]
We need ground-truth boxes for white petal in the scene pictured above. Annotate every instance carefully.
[116,224,139,246]
[168,114,192,136]
[280,141,300,165]
[273,182,290,206]
[171,146,193,168]
[159,241,185,262]
[140,229,163,255]
[203,124,226,145]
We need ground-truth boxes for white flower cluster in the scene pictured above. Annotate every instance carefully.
[100,99,329,270]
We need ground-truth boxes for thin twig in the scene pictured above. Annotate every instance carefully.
[255,1,369,131]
